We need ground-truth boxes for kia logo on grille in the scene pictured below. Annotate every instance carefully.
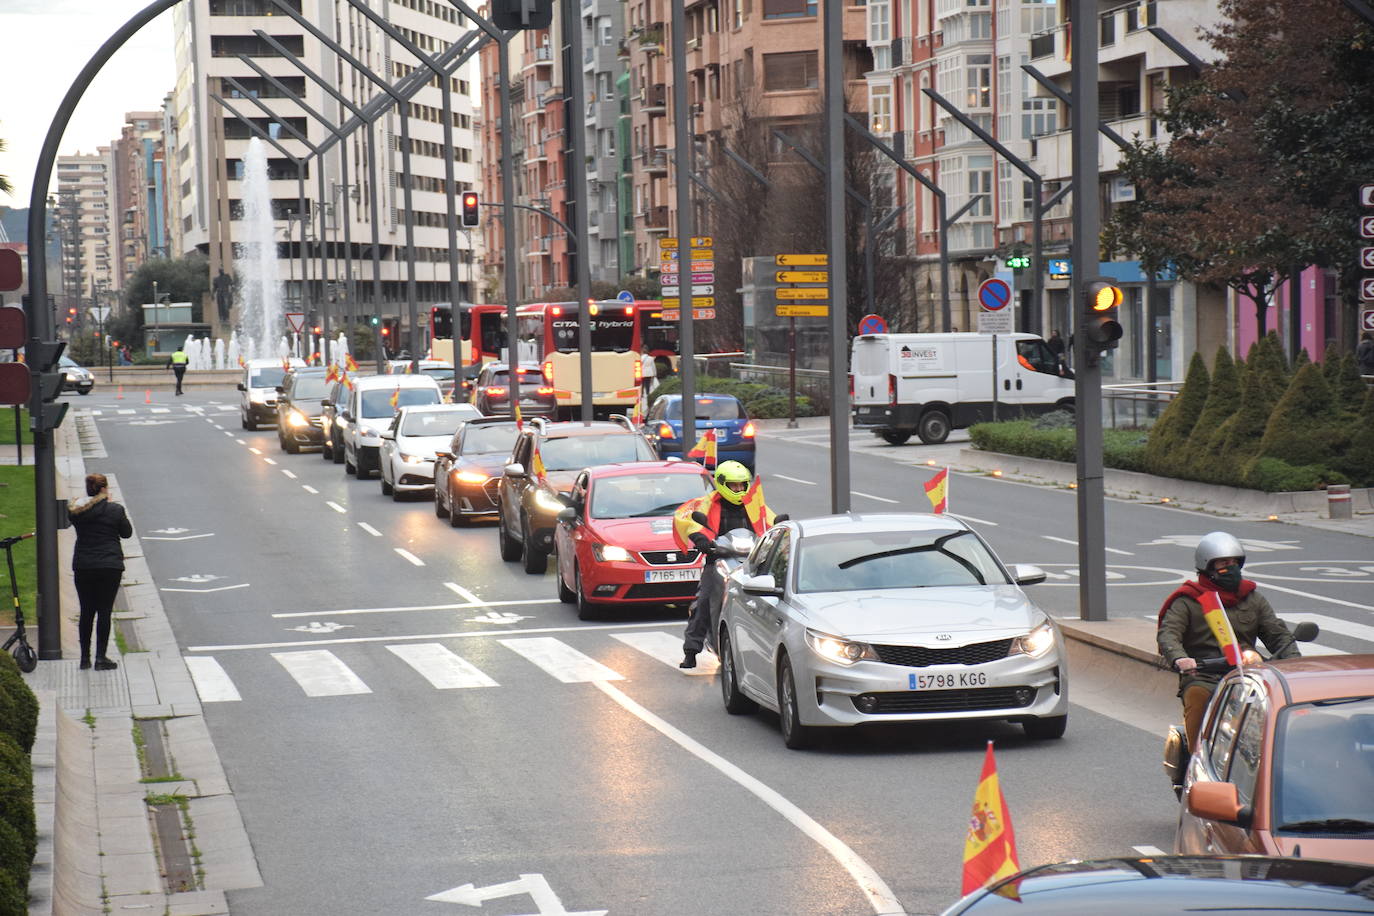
[935,633,953,642]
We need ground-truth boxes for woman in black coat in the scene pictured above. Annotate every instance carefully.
[68,473,132,670]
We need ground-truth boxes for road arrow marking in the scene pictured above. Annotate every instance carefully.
[426,874,606,915]
[151,528,191,535]
[144,533,216,542]
[170,574,224,583]
[161,582,250,593]
[468,612,529,625]
[288,621,355,634]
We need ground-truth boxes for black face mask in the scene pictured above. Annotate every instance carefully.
[1209,564,1243,592]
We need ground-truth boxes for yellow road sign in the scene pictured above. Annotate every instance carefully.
[776,304,830,317]
[776,253,828,267]
[662,298,716,310]
[776,287,829,300]
[776,270,829,283]
[658,236,713,249]
[658,239,677,249]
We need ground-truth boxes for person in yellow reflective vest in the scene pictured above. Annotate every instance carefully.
[167,345,189,395]
[673,460,782,668]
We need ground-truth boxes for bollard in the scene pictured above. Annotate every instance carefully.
[144,390,152,405]
[1327,483,1352,520]
[116,385,124,400]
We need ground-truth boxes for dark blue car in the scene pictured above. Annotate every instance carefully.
[641,394,756,470]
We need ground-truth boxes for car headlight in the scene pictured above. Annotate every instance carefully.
[533,489,566,513]
[592,543,633,563]
[1012,620,1056,658]
[454,470,488,484]
[287,410,308,428]
[805,629,879,666]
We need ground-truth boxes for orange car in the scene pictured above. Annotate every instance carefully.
[1175,655,1374,864]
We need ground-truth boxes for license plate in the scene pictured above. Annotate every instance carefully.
[909,671,989,690]
[645,568,701,583]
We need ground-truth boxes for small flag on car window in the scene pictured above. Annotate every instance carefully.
[924,466,949,514]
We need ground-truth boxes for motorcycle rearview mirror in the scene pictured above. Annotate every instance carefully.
[557,506,576,522]
[1290,620,1319,642]
[691,511,710,526]
[728,532,756,556]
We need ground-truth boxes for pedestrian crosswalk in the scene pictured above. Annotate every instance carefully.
[186,630,717,703]
[87,404,238,417]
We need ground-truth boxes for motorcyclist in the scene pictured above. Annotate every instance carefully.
[673,460,779,669]
[1157,531,1299,750]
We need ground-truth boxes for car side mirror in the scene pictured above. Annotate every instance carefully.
[341,411,353,422]
[275,386,285,394]
[1010,564,1047,586]
[557,506,576,522]
[505,462,528,479]
[741,573,782,598]
[691,510,710,526]
[1290,621,1319,642]
[236,383,246,392]
[380,431,394,440]
[1186,782,1252,829]
[435,451,451,460]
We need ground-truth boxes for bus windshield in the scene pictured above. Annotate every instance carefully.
[548,310,635,353]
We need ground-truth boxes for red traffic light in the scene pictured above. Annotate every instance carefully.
[68,307,77,316]
[461,192,480,228]
[380,326,390,337]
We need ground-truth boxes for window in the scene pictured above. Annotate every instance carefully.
[763,51,818,92]
[763,0,817,18]
[969,154,992,216]
[965,54,991,109]
[868,0,891,43]
[1206,683,1248,778]
[768,530,791,588]
[869,83,892,134]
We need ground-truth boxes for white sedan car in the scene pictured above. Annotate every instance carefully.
[379,403,482,500]
[717,513,1066,749]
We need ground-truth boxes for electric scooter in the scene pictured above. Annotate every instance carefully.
[0,533,38,673]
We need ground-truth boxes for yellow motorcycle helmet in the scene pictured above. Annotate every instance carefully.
[713,460,752,505]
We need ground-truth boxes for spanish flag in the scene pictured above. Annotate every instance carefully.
[741,475,769,529]
[237,355,246,369]
[341,373,354,390]
[530,449,547,481]
[310,351,321,365]
[389,386,400,409]
[325,363,338,383]
[1200,590,1245,668]
[631,391,646,426]
[924,466,949,514]
[345,353,359,373]
[282,357,291,372]
[686,429,718,468]
[962,741,1021,897]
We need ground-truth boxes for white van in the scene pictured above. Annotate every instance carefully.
[238,357,305,430]
[342,373,443,478]
[850,332,1074,444]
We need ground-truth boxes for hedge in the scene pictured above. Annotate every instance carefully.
[1142,351,1208,477]
[649,375,816,419]
[0,734,33,865]
[1256,363,1346,469]
[1180,346,1240,472]
[0,657,36,755]
[968,416,1149,472]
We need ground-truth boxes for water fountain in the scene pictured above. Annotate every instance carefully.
[233,138,285,361]
[213,338,226,370]
[227,331,242,369]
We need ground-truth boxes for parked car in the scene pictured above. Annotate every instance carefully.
[940,856,1374,915]
[497,418,658,574]
[641,394,756,470]
[471,362,558,418]
[716,512,1063,749]
[553,461,713,619]
[340,373,443,478]
[274,367,331,453]
[59,355,94,395]
[378,403,482,499]
[320,379,350,464]
[238,357,305,430]
[434,418,521,526]
[1175,654,1374,865]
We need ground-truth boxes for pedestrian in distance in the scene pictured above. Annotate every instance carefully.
[640,342,657,397]
[1156,531,1299,750]
[167,344,189,395]
[1047,329,1066,367]
[68,473,133,671]
[1357,331,1374,378]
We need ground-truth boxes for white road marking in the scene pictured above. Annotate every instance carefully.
[612,631,718,675]
[272,597,563,618]
[150,407,170,414]
[851,491,899,504]
[1132,845,1166,857]
[1246,579,1374,614]
[499,637,625,682]
[161,583,250,594]
[192,620,690,652]
[223,431,234,437]
[326,501,346,513]
[357,522,382,537]
[184,657,241,703]
[444,582,483,604]
[594,681,903,915]
[271,650,372,697]
[947,513,998,527]
[143,533,215,542]
[117,409,135,415]
[1283,612,1374,646]
[773,474,816,486]
[213,424,223,430]
[395,548,425,567]
[263,457,277,466]
[236,439,246,445]
[302,485,319,494]
[386,643,498,689]
[281,469,297,479]
[1041,534,1134,556]
[90,410,102,416]
[248,447,262,455]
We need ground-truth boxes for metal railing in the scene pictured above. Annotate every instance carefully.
[1101,380,1180,429]
[728,362,833,414]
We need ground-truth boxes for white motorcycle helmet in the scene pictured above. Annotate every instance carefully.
[1194,531,1245,573]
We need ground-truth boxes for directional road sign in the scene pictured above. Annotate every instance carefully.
[776,253,828,267]
[776,304,829,317]
[661,308,715,321]
[617,290,635,304]
[661,248,714,260]
[1361,216,1374,238]
[858,314,888,335]
[977,278,1012,312]
[1363,310,1374,332]
[658,236,712,249]
[661,297,715,308]
[776,270,829,284]
[1362,184,1374,207]
[1362,247,1374,270]
[776,287,829,300]
[661,285,713,297]
[1362,278,1374,302]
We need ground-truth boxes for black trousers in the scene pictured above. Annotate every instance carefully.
[74,567,122,659]
[172,365,187,393]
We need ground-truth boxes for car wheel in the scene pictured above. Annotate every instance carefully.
[880,430,912,446]
[1022,714,1067,740]
[356,449,374,478]
[498,510,521,561]
[285,435,300,455]
[332,440,345,464]
[917,409,951,445]
[777,655,816,750]
[322,439,334,461]
[522,516,548,575]
[380,473,393,496]
[574,566,596,620]
[344,448,356,475]
[557,557,575,603]
[244,414,258,432]
[719,629,756,714]
[78,388,92,396]
[435,485,449,518]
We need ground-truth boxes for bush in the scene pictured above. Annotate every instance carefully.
[1330,388,1374,487]
[1214,347,1282,471]
[968,421,1148,471]
[0,735,33,864]
[745,394,815,419]
[1257,363,1347,468]
[0,656,36,754]
[1143,352,1209,476]
[1243,457,1349,493]
[0,817,28,907]
[1181,347,1241,470]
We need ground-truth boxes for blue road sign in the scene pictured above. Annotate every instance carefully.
[977,278,1012,312]
[858,314,888,335]
[616,290,635,304]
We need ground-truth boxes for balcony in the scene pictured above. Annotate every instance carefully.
[1029,112,1161,182]
[521,44,553,74]
[640,83,666,114]
[526,234,553,257]
[642,205,669,231]
[641,147,668,174]
[1030,1,1190,83]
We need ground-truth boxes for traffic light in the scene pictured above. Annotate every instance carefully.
[490,0,553,29]
[369,316,380,327]
[380,325,391,338]
[1082,277,1124,358]
[65,307,77,325]
[461,192,480,228]
[29,339,68,431]
[1006,250,1030,271]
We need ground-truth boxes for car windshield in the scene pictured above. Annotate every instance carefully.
[420,367,455,382]
[1273,697,1374,832]
[400,408,477,436]
[539,434,655,471]
[666,397,745,421]
[360,387,440,418]
[250,368,287,388]
[292,376,330,399]
[794,529,1009,592]
[590,472,709,519]
[461,424,519,455]
[488,369,546,391]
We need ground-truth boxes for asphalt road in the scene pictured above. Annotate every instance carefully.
[75,388,1374,916]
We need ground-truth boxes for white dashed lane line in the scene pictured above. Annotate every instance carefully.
[281,470,297,479]
[357,523,382,537]
[326,501,346,514]
[395,548,425,567]
[772,474,816,486]
[263,458,277,465]
[303,485,319,494]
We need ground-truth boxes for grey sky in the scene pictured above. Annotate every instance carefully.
[0,1,177,206]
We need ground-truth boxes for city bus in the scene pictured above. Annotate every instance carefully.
[517,300,668,417]
[429,302,510,395]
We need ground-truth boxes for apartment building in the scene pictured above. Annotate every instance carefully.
[53,150,118,316]
[172,0,481,328]
[113,111,169,284]
[580,2,627,285]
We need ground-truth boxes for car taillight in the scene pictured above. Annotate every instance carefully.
[848,374,854,398]
[741,421,756,438]
[888,374,897,404]
[634,359,642,382]
[536,386,554,395]
[542,360,553,382]
[658,423,675,439]
[485,386,508,398]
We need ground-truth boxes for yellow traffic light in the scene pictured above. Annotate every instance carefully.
[1082,276,1124,354]
[1089,281,1122,312]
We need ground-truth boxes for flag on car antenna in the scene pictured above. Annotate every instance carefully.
[924,467,950,514]
[962,741,1021,898]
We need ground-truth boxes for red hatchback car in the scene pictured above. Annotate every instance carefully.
[553,461,713,620]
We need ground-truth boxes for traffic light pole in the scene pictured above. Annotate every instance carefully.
[564,0,595,422]
[671,0,697,449]
[823,0,849,513]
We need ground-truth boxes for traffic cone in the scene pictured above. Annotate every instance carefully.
[144,390,152,404]
[116,385,124,400]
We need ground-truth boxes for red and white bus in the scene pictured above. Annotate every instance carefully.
[428,302,510,396]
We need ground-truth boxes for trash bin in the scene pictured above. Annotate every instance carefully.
[1327,483,1352,520]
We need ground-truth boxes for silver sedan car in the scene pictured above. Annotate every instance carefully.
[716,513,1067,749]
[378,403,482,500]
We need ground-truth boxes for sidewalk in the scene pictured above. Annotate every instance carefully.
[17,410,260,914]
